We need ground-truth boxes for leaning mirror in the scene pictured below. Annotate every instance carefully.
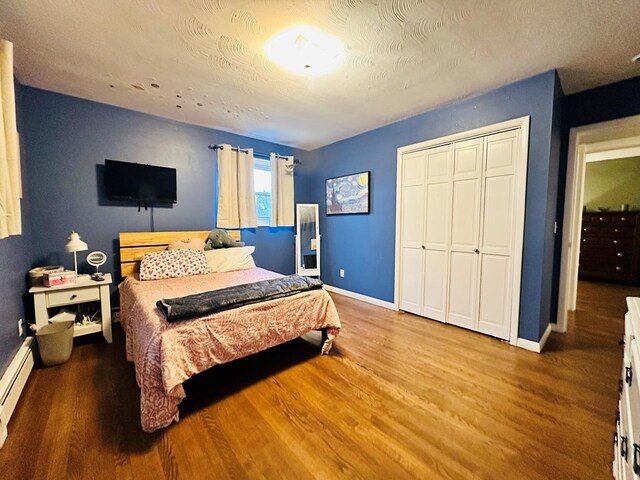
[295,204,320,276]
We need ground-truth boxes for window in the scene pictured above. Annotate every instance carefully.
[254,158,272,226]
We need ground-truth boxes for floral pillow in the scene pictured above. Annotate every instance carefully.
[139,249,207,280]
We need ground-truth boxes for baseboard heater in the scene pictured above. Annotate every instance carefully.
[0,337,35,448]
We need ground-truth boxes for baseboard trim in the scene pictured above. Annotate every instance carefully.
[516,323,553,353]
[550,322,566,333]
[323,285,396,310]
[0,337,35,448]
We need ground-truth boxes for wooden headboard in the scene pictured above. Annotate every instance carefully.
[119,230,241,277]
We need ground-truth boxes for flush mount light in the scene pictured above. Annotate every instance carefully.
[265,25,343,75]
[633,53,640,63]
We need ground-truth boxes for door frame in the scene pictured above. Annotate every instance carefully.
[556,114,640,333]
[394,116,530,346]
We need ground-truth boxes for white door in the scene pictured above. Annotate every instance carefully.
[399,150,427,315]
[396,119,528,345]
[476,130,519,339]
[422,145,453,321]
[447,138,484,330]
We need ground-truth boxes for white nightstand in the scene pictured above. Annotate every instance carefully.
[29,273,113,343]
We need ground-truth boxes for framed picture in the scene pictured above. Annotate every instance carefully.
[325,171,370,215]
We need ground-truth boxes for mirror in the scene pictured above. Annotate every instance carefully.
[296,204,320,276]
[86,251,107,272]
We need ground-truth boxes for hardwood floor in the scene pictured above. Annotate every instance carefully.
[1,281,639,479]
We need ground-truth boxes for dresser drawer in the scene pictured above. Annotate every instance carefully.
[46,287,100,307]
[602,226,635,237]
[613,214,635,225]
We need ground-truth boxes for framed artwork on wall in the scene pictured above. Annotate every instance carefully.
[325,171,370,215]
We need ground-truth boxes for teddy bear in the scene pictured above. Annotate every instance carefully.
[204,229,245,250]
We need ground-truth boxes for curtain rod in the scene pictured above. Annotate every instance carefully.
[208,144,301,165]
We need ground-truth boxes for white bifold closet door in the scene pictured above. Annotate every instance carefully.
[476,130,519,338]
[421,145,452,322]
[399,128,521,341]
[399,150,427,315]
[447,138,483,330]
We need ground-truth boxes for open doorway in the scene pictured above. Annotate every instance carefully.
[557,115,640,332]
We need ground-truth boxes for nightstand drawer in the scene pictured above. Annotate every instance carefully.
[47,287,100,307]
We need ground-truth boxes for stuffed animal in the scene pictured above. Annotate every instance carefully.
[205,229,245,250]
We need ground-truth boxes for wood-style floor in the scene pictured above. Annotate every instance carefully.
[1,281,639,479]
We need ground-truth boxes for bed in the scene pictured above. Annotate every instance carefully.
[118,230,341,432]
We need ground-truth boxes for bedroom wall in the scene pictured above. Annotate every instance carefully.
[564,75,640,129]
[583,157,640,211]
[21,87,302,288]
[304,70,561,342]
[0,80,33,376]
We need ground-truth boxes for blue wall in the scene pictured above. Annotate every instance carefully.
[302,70,561,342]
[564,75,640,129]
[21,87,302,286]
[0,80,33,376]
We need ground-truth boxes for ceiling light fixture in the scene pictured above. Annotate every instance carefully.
[265,25,343,75]
[633,53,640,63]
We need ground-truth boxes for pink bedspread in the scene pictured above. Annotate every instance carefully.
[119,267,341,432]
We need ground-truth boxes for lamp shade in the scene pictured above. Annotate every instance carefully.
[65,231,88,253]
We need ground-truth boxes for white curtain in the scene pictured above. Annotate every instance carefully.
[270,154,294,226]
[216,144,257,228]
[0,39,22,239]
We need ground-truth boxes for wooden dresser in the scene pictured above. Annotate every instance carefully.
[579,212,640,285]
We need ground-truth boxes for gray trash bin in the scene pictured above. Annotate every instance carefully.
[36,321,74,367]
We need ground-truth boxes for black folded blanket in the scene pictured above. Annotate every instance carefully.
[156,275,324,322]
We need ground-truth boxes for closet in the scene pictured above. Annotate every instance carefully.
[397,120,528,342]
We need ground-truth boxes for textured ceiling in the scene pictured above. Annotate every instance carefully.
[1,0,640,150]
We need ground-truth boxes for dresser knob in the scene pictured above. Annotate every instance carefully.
[616,266,622,271]
[615,228,620,233]
[614,240,618,244]
[70,294,77,300]
[599,217,604,221]
[621,216,627,221]
[582,238,587,243]
[618,253,624,257]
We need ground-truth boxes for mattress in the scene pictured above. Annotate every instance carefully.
[119,267,341,432]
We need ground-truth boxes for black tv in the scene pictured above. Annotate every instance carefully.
[104,159,177,203]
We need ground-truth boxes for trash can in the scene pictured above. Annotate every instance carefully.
[36,321,74,367]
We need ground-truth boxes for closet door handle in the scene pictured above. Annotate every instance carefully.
[634,443,640,474]
[626,365,633,386]
[622,436,628,459]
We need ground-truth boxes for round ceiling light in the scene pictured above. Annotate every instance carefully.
[633,53,640,63]
[265,25,343,75]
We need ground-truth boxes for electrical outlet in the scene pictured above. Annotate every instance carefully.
[17,318,23,338]
[339,269,345,278]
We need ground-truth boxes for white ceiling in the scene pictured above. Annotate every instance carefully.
[1,0,640,150]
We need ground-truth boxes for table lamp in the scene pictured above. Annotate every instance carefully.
[65,231,88,278]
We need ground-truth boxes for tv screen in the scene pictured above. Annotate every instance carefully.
[104,160,177,203]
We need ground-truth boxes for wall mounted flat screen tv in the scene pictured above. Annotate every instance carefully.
[104,159,177,203]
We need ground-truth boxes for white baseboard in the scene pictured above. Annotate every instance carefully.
[550,322,566,333]
[516,323,553,353]
[0,337,35,448]
[323,285,396,310]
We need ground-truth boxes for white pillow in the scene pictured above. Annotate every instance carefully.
[205,246,256,273]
